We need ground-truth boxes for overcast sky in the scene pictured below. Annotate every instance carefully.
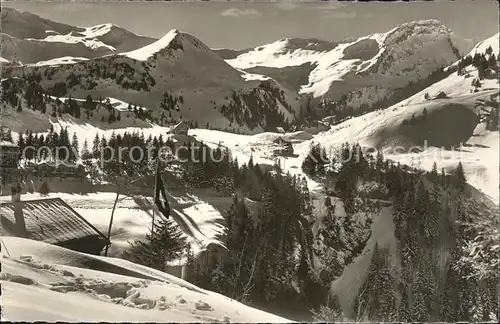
[3,0,498,49]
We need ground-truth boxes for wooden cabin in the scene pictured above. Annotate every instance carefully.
[0,185,109,255]
[169,121,190,136]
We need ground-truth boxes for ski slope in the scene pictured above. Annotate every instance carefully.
[0,236,292,322]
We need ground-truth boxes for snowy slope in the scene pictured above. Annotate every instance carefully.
[0,237,292,322]
[121,30,179,61]
[0,32,112,64]
[226,20,474,110]
[395,64,498,107]
[468,33,500,56]
[447,32,499,70]
[1,8,155,63]
[26,23,117,51]
[29,56,89,67]
[300,92,498,203]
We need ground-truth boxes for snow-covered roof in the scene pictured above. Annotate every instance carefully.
[172,120,189,130]
[0,197,108,247]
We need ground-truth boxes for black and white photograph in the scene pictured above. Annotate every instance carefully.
[0,0,498,322]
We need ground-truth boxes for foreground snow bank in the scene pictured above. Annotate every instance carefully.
[0,237,293,323]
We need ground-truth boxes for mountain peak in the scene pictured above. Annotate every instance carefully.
[120,29,180,61]
[380,19,452,46]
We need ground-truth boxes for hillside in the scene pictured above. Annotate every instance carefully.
[396,32,499,107]
[226,20,475,116]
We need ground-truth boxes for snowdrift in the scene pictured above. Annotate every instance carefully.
[0,236,293,323]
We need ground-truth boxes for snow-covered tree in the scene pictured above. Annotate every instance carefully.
[121,217,188,271]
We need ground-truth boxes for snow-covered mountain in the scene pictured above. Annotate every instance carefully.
[225,20,475,112]
[1,8,155,63]
[2,25,303,133]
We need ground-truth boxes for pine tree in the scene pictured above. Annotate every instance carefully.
[81,139,90,160]
[92,133,100,158]
[17,133,25,155]
[312,294,345,322]
[488,53,497,70]
[411,251,438,321]
[71,132,79,162]
[431,162,438,179]
[453,161,467,192]
[122,217,188,271]
[485,46,493,56]
[354,244,397,321]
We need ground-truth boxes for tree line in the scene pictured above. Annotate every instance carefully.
[301,141,497,322]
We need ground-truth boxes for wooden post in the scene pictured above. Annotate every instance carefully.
[1,238,11,258]
[104,190,120,256]
[151,208,155,232]
[152,159,159,232]
[150,158,160,267]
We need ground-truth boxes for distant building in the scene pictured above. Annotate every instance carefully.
[35,161,85,178]
[0,185,109,255]
[169,121,190,136]
[321,115,337,126]
[434,91,449,100]
[273,136,294,157]
[0,127,20,184]
[0,126,19,168]
[196,242,227,269]
[0,139,19,169]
